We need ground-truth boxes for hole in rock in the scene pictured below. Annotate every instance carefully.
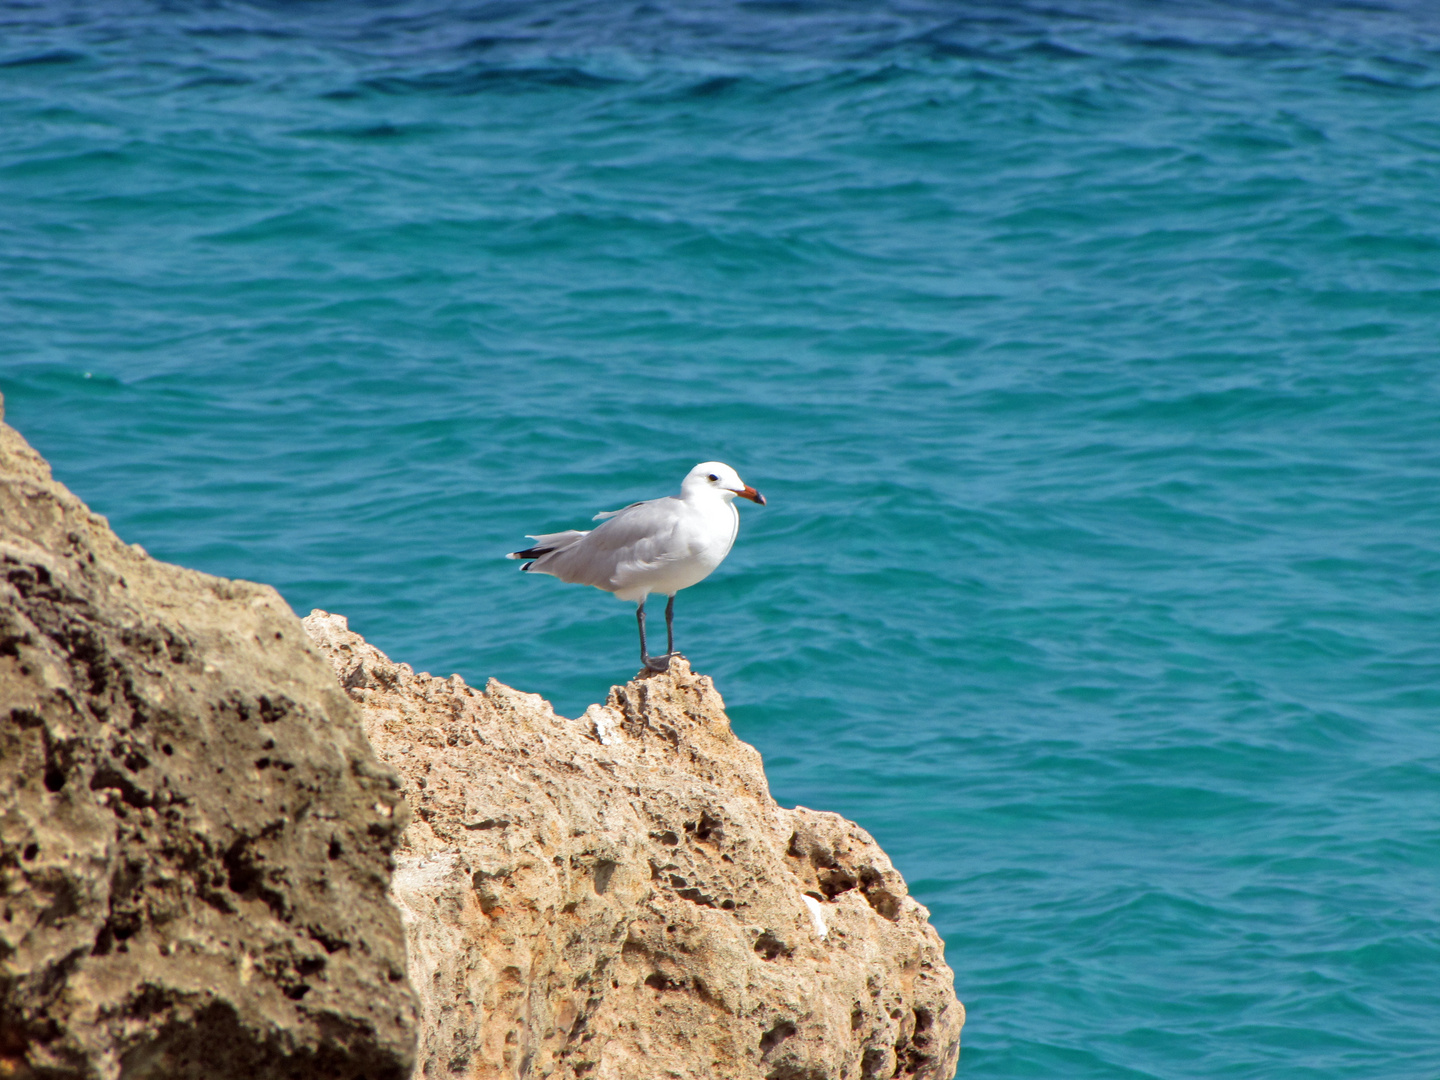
[593,860,616,895]
[753,932,787,961]
[694,811,723,843]
[759,1021,797,1055]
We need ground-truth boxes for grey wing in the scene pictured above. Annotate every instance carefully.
[541,497,691,588]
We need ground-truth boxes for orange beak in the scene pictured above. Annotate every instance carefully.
[737,485,766,505]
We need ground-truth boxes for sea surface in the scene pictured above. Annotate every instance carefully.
[4,1,1440,1076]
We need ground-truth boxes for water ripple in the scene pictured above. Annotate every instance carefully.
[3,2,1440,1078]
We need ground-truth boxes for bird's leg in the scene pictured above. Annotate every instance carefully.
[665,594,675,657]
[636,600,649,668]
[637,597,672,672]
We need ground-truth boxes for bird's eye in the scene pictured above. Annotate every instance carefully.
[707,473,719,482]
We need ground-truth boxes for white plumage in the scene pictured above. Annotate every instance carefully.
[507,461,765,669]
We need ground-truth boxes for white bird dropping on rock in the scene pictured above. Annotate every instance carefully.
[507,461,766,670]
[802,895,830,939]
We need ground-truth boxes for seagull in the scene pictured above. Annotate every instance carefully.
[507,462,766,671]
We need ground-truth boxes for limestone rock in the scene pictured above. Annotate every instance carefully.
[304,611,963,1080]
[0,404,419,1079]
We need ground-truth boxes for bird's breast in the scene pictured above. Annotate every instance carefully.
[611,499,738,594]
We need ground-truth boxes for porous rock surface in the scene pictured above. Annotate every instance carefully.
[0,403,419,1080]
[304,611,963,1080]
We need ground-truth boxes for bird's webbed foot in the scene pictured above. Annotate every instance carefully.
[642,652,683,672]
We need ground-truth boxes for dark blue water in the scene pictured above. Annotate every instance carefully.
[5,2,1440,1076]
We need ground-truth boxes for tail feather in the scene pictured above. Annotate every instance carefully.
[505,528,589,565]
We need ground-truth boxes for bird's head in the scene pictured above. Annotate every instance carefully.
[684,461,765,505]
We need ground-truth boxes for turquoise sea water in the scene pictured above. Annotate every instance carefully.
[4,2,1440,1076]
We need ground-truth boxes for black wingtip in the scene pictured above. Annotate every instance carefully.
[520,561,536,572]
[509,546,550,560]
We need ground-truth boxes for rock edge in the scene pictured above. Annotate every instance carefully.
[305,610,963,1080]
[0,405,418,1080]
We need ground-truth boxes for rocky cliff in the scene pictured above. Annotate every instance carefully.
[0,392,962,1080]
[304,612,963,1080]
[0,403,418,1079]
